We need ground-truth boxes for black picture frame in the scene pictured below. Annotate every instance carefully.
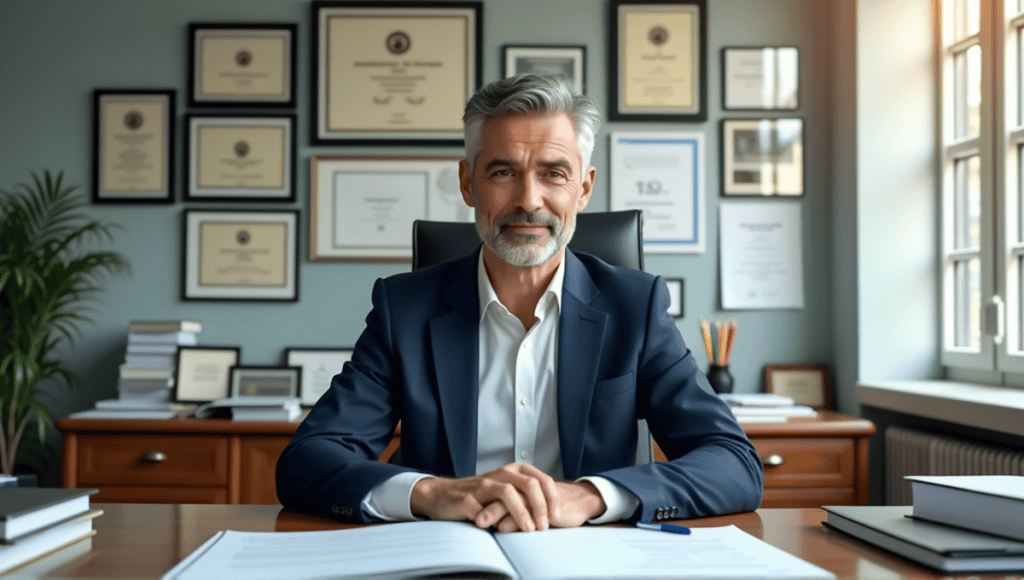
[284,347,353,407]
[310,1,483,146]
[183,113,297,203]
[720,118,805,197]
[187,22,298,109]
[182,209,300,301]
[92,89,176,204]
[608,0,707,122]
[664,278,685,318]
[502,44,587,95]
[229,365,301,398]
[721,46,799,111]
[173,346,242,403]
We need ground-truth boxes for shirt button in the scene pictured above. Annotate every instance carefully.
[520,397,528,406]
[520,451,528,459]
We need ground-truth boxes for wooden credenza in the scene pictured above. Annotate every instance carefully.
[59,410,873,507]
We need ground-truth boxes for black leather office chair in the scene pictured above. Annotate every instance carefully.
[407,210,655,466]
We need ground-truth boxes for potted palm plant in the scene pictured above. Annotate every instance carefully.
[0,170,129,477]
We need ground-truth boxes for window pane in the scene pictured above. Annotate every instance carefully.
[955,258,982,348]
[1020,146,1024,242]
[966,0,979,36]
[952,0,980,41]
[954,156,982,249]
[954,46,982,138]
[1020,28,1024,126]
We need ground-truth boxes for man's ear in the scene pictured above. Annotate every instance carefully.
[577,166,596,212]
[459,159,475,207]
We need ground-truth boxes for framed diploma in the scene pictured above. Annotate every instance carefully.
[722,46,799,111]
[503,45,586,95]
[609,0,706,122]
[184,114,296,202]
[229,365,300,398]
[173,346,241,403]
[285,347,353,407]
[188,23,297,108]
[310,155,472,261]
[182,209,299,301]
[721,118,804,196]
[92,89,175,204]
[311,1,482,145]
[764,363,831,410]
[609,132,706,254]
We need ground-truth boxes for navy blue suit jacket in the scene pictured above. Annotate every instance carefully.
[276,249,763,523]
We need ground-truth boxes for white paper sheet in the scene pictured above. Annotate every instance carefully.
[720,202,804,309]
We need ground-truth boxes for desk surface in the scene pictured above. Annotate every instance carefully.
[12,504,1020,580]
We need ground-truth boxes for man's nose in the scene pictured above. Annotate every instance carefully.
[513,174,545,213]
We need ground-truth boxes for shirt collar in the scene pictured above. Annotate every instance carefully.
[477,249,565,323]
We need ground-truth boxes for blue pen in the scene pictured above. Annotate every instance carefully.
[636,521,691,534]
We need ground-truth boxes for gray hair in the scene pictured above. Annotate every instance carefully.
[463,74,601,179]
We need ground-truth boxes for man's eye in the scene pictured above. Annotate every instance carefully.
[492,169,512,177]
[548,171,567,179]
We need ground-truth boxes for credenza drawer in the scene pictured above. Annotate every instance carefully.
[761,487,856,508]
[91,485,228,504]
[77,434,230,486]
[752,437,855,488]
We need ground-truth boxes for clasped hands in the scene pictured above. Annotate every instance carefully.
[410,463,605,532]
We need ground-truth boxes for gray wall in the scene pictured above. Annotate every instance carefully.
[1,0,839,484]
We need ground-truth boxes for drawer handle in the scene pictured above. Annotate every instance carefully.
[762,454,786,467]
[141,451,167,463]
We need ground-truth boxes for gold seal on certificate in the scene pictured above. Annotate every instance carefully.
[185,115,295,202]
[188,23,297,108]
[312,2,481,144]
[92,90,175,203]
[610,1,706,122]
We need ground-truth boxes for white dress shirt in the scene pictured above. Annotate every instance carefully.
[363,251,639,523]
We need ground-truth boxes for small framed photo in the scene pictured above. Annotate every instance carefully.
[664,278,684,318]
[184,114,296,202]
[285,347,353,407]
[764,364,831,410]
[502,45,586,95]
[722,46,799,111]
[182,209,299,301]
[229,365,300,398]
[188,23,297,108]
[721,118,804,197]
[174,346,241,403]
[92,89,175,204]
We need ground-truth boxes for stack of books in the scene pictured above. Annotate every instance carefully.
[0,487,101,576]
[69,320,201,420]
[195,396,302,422]
[823,475,1024,573]
[718,393,817,423]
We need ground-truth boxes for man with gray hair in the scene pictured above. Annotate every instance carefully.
[277,74,762,532]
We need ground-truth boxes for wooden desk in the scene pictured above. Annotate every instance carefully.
[10,504,1016,580]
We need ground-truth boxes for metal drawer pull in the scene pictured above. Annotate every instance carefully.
[762,454,786,467]
[141,451,167,463]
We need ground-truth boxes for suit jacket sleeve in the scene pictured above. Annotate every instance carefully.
[596,276,764,521]
[276,277,427,523]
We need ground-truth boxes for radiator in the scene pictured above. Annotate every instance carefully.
[885,426,1024,505]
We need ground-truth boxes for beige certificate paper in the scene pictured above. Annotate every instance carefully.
[195,124,285,190]
[618,4,700,114]
[99,96,168,195]
[195,31,290,101]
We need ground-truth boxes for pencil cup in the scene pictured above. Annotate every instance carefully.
[707,364,734,394]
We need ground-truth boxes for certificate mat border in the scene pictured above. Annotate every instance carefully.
[309,155,466,261]
[764,363,831,410]
[609,132,706,254]
[720,117,805,197]
[184,113,297,202]
[284,347,354,407]
[310,1,483,146]
[228,365,302,398]
[173,346,242,403]
[188,22,298,108]
[92,89,176,204]
[608,0,707,122]
[721,46,800,111]
[502,44,587,95]
[182,209,300,302]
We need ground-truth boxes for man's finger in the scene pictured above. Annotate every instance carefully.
[474,500,508,529]
[486,481,535,532]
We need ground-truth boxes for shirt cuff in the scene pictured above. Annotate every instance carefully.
[576,476,641,524]
[361,472,435,522]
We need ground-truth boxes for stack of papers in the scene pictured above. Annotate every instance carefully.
[195,396,301,422]
[719,393,816,423]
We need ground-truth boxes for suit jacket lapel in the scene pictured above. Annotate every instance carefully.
[429,252,480,477]
[557,250,608,480]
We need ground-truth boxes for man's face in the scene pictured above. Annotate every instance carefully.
[459,113,595,267]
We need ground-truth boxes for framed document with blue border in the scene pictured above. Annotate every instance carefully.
[610,132,706,254]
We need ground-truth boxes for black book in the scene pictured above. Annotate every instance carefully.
[0,488,97,543]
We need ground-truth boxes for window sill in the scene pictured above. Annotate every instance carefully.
[857,380,1024,438]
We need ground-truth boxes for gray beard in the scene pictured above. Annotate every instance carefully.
[475,208,576,267]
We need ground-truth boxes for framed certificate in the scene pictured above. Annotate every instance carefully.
[92,89,175,204]
[722,46,799,111]
[503,45,586,95]
[310,155,472,261]
[174,346,241,403]
[229,365,300,397]
[188,23,297,108]
[311,1,482,145]
[609,0,706,122]
[609,132,706,254]
[285,347,353,407]
[182,209,299,301]
[765,363,831,410]
[722,118,804,196]
[184,114,296,202]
